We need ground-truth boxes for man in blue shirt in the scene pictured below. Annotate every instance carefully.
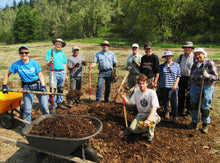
[89,40,117,102]
[45,38,68,110]
[2,46,49,127]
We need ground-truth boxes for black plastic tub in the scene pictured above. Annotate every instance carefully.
[22,114,103,155]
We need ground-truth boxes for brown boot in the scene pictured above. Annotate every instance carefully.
[164,112,170,119]
[202,123,208,134]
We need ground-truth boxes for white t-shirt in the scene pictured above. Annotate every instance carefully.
[129,89,159,117]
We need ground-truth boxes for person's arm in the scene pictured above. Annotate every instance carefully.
[38,71,45,86]
[172,76,180,91]
[143,106,157,127]
[121,92,135,105]
[47,57,54,67]
[89,62,97,69]
[152,73,159,87]
[64,63,68,81]
[3,69,12,85]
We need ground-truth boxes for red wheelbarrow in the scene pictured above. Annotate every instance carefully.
[0,91,23,128]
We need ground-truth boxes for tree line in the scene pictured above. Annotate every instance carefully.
[0,0,219,44]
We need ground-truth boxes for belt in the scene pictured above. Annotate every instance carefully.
[22,79,39,85]
[195,83,214,87]
[53,69,64,72]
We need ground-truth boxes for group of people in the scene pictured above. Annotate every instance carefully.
[123,41,218,141]
[1,39,219,143]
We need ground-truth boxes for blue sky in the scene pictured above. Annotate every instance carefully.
[0,0,30,9]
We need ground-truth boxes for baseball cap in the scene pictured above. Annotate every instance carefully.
[72,46,79,51]
[18,45,29,51]
[132,43,139,48]
[144,42,153,49]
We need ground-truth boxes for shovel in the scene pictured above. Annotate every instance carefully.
[6,89,66,96]
[114,71,129,102]
[122,87,128,128]
[196,74,205,129]
[89,63,92,104]
[51,49,55,105]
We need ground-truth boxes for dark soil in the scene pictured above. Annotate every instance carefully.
[66,90,83,101]
[31,73,220,163]
[29,116,96,138]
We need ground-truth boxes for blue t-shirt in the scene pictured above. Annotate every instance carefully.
[45,49,67,70]
[9,59,42,83]
[93,50,117,70]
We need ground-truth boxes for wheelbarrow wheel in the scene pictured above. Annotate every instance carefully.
[0,113,13,129]
[73,145,99,162]
[85,146,99,162]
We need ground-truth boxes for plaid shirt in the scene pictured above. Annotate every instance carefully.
[190,59,219,86]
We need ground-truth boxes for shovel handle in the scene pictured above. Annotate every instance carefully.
[114,72,129,101]
[8,90,65,96]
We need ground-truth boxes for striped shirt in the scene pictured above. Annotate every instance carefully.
[159,62,181,88]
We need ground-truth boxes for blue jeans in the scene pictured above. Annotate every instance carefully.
[69,76,82,103]
[23,81,49,127]
[190,84,213,123]
[160,88,178,118]
[96,70,112,101]
[49,70,65,108]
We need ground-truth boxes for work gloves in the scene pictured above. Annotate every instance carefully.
[132,57,138,64]
[41,86,47,93]
[138,121,154,129]
[202,69,210,78]
[75,63,80,67]
[2,85,8,93]
[82,61,87,65]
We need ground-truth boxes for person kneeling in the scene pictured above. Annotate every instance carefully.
[121,74,161,143]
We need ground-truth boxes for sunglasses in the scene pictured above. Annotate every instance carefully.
[19,52,29,54]
[73,49,79,51]
[102,44,109,46]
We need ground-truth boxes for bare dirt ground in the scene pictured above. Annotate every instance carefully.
[0,42,219,162]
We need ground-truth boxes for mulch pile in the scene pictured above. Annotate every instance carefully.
[29,116,96,138]
[65,90,83,101]
[32,100,219,162]
[30,74,219,162]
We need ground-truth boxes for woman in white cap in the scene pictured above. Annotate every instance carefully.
[159,51,181,124]
[188,48,219,134]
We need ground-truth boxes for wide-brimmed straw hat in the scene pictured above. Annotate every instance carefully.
[194,48,207,57]
[52,38,66,47]
[182,41,194,49]
[101,40,110,46]
[162,51,174,58]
